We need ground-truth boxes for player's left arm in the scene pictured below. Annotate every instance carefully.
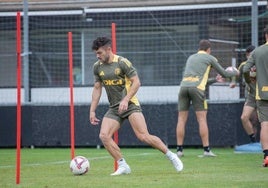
[118,58,140,113]
[118,75,141,113]
[211,57,239,78]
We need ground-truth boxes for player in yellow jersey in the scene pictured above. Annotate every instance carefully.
[89,37,183,175]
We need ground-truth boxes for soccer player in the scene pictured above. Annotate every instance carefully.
[176,39,239,158]
[243,26,268,167]
[237,45,259,143]
[89,37,183,175]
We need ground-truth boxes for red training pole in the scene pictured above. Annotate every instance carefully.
[16,11,22,185]
[111,22,119,171]
[68,32,75,159]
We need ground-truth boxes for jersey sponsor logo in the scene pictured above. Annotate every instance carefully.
[103,79,123,86]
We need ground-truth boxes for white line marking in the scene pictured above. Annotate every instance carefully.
[0,152,154,169]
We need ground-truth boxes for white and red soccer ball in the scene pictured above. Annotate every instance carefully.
[225,65,256,78]
[70,156,90,175]
[225,66,239,74]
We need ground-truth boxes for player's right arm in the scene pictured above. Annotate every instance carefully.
[89,81,102,125]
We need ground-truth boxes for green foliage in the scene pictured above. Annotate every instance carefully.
[0,148,266,188]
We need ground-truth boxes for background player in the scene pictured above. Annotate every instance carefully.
[243,26,268,167]
[237,45,259,143]
[176,39,239,158]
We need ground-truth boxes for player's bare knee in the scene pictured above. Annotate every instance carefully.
[99,132,109,143]
[241,114,249,122]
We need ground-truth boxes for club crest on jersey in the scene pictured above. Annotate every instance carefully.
[114,68,121,75]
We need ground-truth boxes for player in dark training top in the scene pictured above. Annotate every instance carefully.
[176,39,239,158]
[89,37,183,175]
[243,26,268,167]
[237,45,258,143]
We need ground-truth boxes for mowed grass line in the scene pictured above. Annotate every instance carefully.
[0,148,266,188]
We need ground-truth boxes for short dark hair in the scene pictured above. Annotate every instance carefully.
[92,37,111,51]
[264,25,268,35]
[199,39,211,51]
[245,45,255,53]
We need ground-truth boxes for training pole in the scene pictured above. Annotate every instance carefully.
[16,11,22,185]
[68,32,75,159]
[111,22,119,171]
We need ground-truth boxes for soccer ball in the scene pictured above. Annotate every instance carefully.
[225,66,238,73]
[225,66,239,77]
[70,156,90,175]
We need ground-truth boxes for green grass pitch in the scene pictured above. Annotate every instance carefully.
[0,148,266,188]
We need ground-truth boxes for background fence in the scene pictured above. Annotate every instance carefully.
[0,1,267,147]
[0,1,267,104]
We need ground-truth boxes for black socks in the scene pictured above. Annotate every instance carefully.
[203,146,210,152]
[263,150,268,159]
[177,145,183,152]
[249,134,256,143]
